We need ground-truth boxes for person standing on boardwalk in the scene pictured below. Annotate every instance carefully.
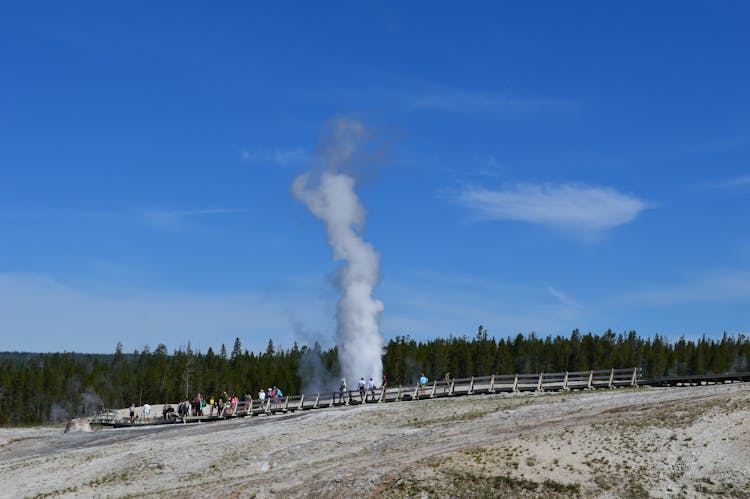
[129,403,135,423]
[367,377,376,401]
[192,393,203,416]
[275,387,283,409]
[419,373,428,397]
[258,388,266,408]
[444,372,452,393]
[338,378,347,404]
[358,377,366,401]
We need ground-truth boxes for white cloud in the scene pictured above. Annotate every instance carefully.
[413,89,574,114]
[455,183,649,231]
[240,147,309,166]
[616,270,750,307]
[143,208,240,231]
[717,174,750,189]
[546,287,583,321]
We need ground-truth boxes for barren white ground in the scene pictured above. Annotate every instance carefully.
[2,383,748,498]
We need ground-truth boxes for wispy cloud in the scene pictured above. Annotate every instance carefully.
[0,273,333,353]
[240,147,309,166]
[453,183,649,231]
[683,136,750,153]
[413,88,575,115]
[379,275,589,340]
[616,269,750,307]
[470,156,505,178]
[143,208,241,231]
[546,287,583,321]
[716,174,750,189]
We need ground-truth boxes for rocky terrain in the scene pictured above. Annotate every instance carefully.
[2,383,748,498]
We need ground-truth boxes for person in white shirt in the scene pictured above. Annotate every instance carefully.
[358,377,366,401]
[367,378,376,401]
[338,378,347,404]
[258,389,266,404]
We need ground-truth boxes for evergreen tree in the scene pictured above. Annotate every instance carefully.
[1,329,748,425]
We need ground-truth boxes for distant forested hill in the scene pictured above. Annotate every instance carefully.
[0,329,748,425]
[0,352,122,364]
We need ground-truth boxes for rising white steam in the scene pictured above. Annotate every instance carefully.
[292,119,384,386]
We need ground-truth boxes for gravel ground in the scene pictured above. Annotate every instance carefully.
[1,382,748,498]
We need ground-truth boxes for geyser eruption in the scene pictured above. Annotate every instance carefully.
[292,118,385,385]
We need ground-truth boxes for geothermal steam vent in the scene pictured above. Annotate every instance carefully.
[292,119,385,386]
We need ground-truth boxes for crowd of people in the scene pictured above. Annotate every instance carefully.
[130,372,455,423]
[257,386,285,409]
[337,374,388,403]
[144,386,288,421]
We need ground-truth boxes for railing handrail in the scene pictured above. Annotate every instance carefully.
[99,368,750,428]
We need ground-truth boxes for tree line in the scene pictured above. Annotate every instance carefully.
[0,328,748,425]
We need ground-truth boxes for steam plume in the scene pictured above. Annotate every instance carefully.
[292,118,384,386]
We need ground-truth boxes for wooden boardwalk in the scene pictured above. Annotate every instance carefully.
[90,368,750,428]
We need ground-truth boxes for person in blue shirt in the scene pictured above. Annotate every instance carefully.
[276,387,283,409]
[419,373,428,397]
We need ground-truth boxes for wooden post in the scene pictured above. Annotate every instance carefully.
[587,370,593,389]
[397,385,402,401]
[512,374,519,393]
[297,394,304,411]
[313,393,320,409]
[631,367,638,387]
[563,371,569,391]
[265,398,271,414]
[537,372,544,392]
[608,368,615,389]
[413,383,420,400]
[379,386,386,403]
[449,379,455,396]
[489,375,495,393]
[468,377,475,395]
[430,380,437,398]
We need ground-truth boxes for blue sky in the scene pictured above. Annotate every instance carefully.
[1,2,748,353]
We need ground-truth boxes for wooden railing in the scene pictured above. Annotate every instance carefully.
[92,368,750,427]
